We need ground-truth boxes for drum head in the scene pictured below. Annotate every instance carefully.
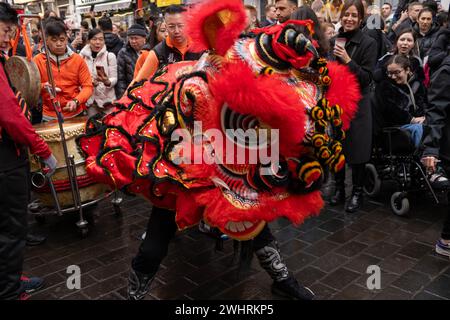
[5,56,41,108]
[33,116,88,142]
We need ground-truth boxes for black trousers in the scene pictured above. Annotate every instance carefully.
[442,209,450,240]
[440,161,450,241]
[0,165,28,300]
[132,206,275,275]
[334,163,366,190]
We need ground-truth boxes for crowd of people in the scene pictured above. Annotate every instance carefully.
[0,0,449,301]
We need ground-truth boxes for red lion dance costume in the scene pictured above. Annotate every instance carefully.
[78,0,360,300]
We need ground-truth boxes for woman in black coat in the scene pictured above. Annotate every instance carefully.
[413,8,440,60]
[330,0,378,213]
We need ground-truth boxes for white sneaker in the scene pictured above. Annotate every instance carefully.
[435,239,450,259]
[429,168,450,189]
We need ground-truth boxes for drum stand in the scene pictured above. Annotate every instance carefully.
[21,15,123,237]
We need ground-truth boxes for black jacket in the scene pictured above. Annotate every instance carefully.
[153,39,203,67]
[104,32,124,57]
[334,28,378,164]
[413,22,441,60]
[336,28,378,92]
[362,16,391,60]
[387,18,413,42]
[422,56,450,161]
[116,43,139,98]
[373,75,427,133]
[427,27,450,74]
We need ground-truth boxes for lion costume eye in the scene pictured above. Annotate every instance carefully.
[220,103,273,149]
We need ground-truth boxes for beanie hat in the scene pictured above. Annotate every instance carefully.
[127,24,148,37]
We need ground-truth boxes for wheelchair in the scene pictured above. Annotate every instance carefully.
[363,127,440,216]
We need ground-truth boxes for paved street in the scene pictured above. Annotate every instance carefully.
[25,181,450,300]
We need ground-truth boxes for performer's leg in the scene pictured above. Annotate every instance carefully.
[253,225,315,300]
[346,163,366,213]
[0,167,28,300]
[128,206,177,300]
[330,166,346,206]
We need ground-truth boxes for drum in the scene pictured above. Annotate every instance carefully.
[30,117,107,208]
[4,56,41,108]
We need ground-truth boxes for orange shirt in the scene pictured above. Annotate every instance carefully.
[134,50,150,79]
[33,51,93,119]
[134,36,193,82]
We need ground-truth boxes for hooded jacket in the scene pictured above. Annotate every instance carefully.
[104,32,124,57]
[413,22,441,60]
[373,73,427,133]
[80,44,117,108]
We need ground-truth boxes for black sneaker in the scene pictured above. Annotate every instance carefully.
[271,276,315,300]
[127,269,155,300]
[26,233,47,246]
[21,275,45,294]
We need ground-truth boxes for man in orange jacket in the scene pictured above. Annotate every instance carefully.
[33,17,93,121]
[133,5,203,83]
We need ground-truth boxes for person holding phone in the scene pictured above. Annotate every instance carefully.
[328,0,377,213]
[80,28,117,117]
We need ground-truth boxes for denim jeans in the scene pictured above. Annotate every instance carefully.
[401,123,423,148]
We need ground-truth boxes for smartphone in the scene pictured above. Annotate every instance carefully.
[96,65,106,76]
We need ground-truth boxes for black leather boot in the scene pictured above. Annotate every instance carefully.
[272,275,315,300]
[346,187,363,213]
[127,269,155,300]
[330,187,345,206]
[254,241,315,300]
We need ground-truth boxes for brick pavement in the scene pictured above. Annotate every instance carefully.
[24,183,450,300]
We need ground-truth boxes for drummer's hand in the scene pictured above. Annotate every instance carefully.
[44,82,62,93]
[42,154,57,176]
[93,79,99,87]
[64,100,78,112]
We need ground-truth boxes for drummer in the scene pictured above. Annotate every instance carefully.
[0,2,57,300]
[33,17,93,121]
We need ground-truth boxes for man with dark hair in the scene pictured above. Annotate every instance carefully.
[33,17,93,120]
[381,2,394,29]
[0,2,57,300]
[116,24,148,98]
[133,5,202,82]
[381,2,393,19]
[390,1,423,37]
[275,0,298,24]
[261,4,277,26]
[98,15,123,56]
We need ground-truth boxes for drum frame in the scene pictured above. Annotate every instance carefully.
[19,15,122,237]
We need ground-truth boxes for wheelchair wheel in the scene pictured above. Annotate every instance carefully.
[390,192,410,216]
[364,163,381,197]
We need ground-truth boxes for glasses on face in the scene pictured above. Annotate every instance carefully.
[167,24,185,32]
[387,69,404,77]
